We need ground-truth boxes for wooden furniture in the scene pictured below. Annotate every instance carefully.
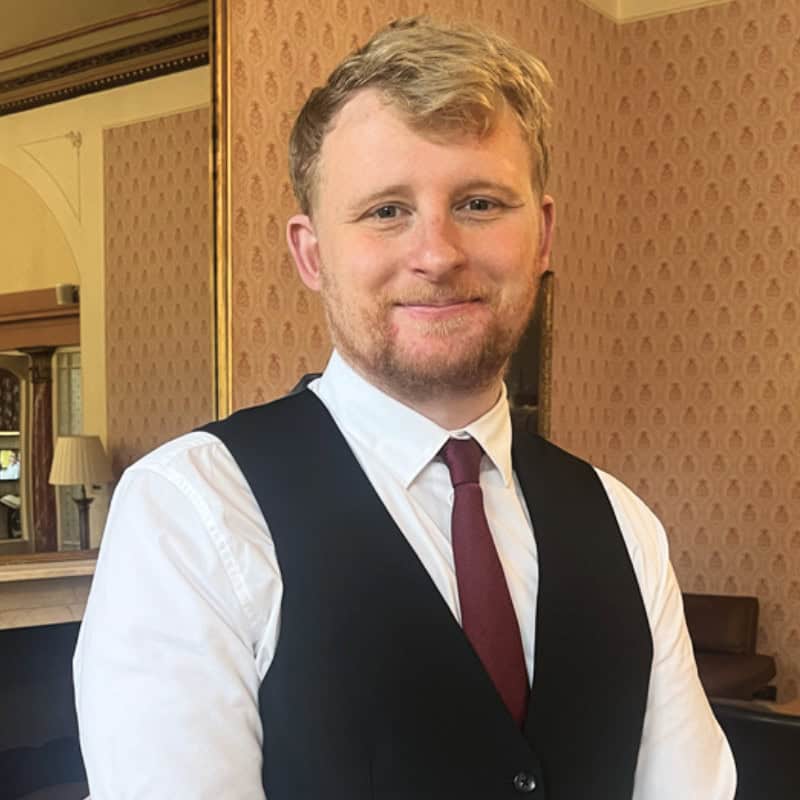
[683,593,777,701]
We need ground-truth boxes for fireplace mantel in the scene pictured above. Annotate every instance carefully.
[0,556,96,583]
[0,552,95,630]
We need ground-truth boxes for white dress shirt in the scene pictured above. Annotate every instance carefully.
[74,350,736,799]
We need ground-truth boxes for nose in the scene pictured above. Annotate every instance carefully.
[407,213,466,279]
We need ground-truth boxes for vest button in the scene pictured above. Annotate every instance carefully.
[513,771,537,792]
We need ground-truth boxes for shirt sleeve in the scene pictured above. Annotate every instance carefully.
[74,458,269,800]
[597,470,737,800]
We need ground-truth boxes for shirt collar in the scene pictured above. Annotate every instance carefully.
[314,350,513,490]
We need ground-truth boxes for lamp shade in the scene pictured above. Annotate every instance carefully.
[49,435,114,487]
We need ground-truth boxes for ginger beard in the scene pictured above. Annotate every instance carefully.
[319,266,541,403]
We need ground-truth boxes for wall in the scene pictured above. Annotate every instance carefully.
[598,0,800,699]
[226,0,798,699]
[0,166,80,292]
[545,9,621,461]
[104,108,214,474]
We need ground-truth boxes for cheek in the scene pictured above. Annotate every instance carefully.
[473,245,537,288]
[326,237,399,293]
[465,221,538,270]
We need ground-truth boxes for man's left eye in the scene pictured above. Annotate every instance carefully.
[465,198,496,211]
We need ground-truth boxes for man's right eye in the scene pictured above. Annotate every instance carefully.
[373,205,399,219]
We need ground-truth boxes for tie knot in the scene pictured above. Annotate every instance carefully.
[441,437,483,487]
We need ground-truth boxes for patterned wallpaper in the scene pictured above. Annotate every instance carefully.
[227,0,799,699]
[603,0,800,701]
[105,108,214,475]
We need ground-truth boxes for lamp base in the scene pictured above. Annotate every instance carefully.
[71,494,94,550]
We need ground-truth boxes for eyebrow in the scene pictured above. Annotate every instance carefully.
[345,184,413,215]
[455,179,526,203]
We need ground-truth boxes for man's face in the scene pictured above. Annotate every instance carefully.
[288,89,554,402]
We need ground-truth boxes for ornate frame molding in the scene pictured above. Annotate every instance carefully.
[0,28,209,117]
[211,0,231,419]
[537,270,555,439]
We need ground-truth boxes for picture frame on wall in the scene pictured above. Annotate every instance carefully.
[506,269,555,439]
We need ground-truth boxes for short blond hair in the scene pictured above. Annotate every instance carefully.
[289,17,553,215]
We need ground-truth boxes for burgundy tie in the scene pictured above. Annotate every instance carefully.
[441,437,529,727]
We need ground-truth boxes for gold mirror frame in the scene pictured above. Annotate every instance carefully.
[211,0,231,419]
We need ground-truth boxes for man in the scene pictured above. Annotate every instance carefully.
[75,18,735,799]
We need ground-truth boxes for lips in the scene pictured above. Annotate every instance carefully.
[393,298,485,321]
[395,297,481,307]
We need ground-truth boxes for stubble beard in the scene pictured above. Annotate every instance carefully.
[321,271,540,404]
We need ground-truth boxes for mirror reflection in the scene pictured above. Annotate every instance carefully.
[0,345,84,554]
[0,0,213,561]
[0,363,23,540]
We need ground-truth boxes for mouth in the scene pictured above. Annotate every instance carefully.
[393,298,484,320]
[396,297,482,308]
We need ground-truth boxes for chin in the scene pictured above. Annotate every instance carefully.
[332,313,524,397]
[375,342,509,399]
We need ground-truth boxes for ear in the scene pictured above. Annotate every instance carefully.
[287,214,323,291]
[537,195,556,271]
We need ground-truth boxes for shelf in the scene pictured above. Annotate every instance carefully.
[0,550,97,582]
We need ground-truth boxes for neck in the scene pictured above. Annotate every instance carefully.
[345,360,504,430]
[403,384,504,430]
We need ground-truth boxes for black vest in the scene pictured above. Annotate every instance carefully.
[203,389,653,799]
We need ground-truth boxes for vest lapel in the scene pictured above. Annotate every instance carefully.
[512,429,653,796]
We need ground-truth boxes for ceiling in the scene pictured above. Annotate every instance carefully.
[582,0,733,22]
[0,0,732,61]
[0,0,732,114]
[0,0,209,115]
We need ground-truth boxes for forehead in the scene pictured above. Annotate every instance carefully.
[315,89,533,204]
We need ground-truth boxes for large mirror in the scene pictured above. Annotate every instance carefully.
[0,0,217,562]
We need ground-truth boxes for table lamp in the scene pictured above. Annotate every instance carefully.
[49,435,113,550]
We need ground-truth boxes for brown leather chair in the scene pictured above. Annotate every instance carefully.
[683,593,776,700]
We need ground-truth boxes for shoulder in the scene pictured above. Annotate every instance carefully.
[513,434,670,592]
[124,429,238,493]
[103,429,279,649]
[527,435,671,593]
[595,469,666,543]
[202,390,327,447]
[594,467,671,610]
[127,430,236,478]
[115,430,252,533]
